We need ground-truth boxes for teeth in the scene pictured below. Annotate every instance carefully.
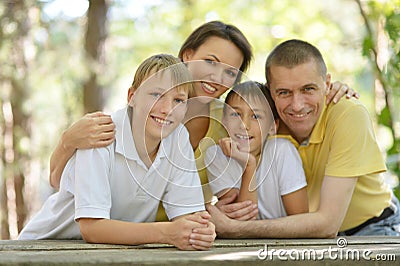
[293,113,307,118]
[154,117,172,125]
[235,134,252,140]
[203,82,216,92]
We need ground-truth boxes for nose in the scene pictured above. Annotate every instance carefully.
[210,65,225,86]
[291,93,305,112]
[240,116,251,130]
[157,97,173,114]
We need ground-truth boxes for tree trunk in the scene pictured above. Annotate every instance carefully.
[0,0,32,237]
[83,0,108,113]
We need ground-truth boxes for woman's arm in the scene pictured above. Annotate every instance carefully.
[326,81,360,104]
[78,212,215,250]
[49,112,115,189]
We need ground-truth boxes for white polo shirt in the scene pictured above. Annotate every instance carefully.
[205,138,307,219]
[19,107,205,240]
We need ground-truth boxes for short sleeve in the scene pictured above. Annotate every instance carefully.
[265,138,307,195]
[325,103,386,177]
[74,146,114,220]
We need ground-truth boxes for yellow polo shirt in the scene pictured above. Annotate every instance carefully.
[277,99,391,231]
[156,100,228,221]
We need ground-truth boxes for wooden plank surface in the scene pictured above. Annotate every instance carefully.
[0,237,399,265]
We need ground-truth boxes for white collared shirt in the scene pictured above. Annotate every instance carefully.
[19,107,204,240]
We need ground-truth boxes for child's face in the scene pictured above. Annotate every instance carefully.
[129,72,188,141]
[223,95,273,157]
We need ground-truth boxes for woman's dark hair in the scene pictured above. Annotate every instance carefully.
[178,21,253,74]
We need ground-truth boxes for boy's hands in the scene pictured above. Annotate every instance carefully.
[216,193,258,221]
[169,211,216,250]
[219,137,256,168]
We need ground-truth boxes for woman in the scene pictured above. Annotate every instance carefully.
[49,21,357,221]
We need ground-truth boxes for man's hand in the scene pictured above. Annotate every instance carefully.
[206,204,236,238]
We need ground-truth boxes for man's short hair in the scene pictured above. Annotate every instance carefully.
[265,39,327,87]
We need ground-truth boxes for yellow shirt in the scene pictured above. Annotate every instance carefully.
[278,99,391,231]
[156,100,227,221]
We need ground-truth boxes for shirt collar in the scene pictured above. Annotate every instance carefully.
[112,107,168,162]
[308,102,327,145]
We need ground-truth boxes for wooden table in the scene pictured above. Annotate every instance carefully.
[1,237,399,265]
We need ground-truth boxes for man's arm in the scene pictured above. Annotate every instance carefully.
[208,176,357,238]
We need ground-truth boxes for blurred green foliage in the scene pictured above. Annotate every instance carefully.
[357,0,400,198]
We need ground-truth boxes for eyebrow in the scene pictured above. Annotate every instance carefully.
[208,54,238,71]
[274,83,319,91]
[175,92,188,97]
[302,83,319,88]
[208,54,220,62]
[229,105,266,113]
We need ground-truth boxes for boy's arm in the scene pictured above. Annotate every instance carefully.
[78,212,215,250]
[236,157,258,205]
[281,187,309,215]
[219,137,258,205]
[49,112,115,189]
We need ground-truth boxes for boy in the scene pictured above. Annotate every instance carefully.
[19,54,215,250]
[205,81,308,219]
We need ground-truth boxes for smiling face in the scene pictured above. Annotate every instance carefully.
[182,36,244,102]
[129,71,189,143]
[223,94,272,158]
[269,60,331,143]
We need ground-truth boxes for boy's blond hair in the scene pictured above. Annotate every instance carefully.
[131,54,193,95]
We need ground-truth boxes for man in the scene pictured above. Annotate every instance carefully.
[207,39,400,238]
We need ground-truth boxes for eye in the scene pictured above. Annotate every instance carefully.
[252,114,262,120]
[224,69,238,78]
[276,90,290,97]
[150,92,161,98]
[303,87,315,93]
[205,59,217,65]
[174,98,187,104]
[229,111,240,117]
